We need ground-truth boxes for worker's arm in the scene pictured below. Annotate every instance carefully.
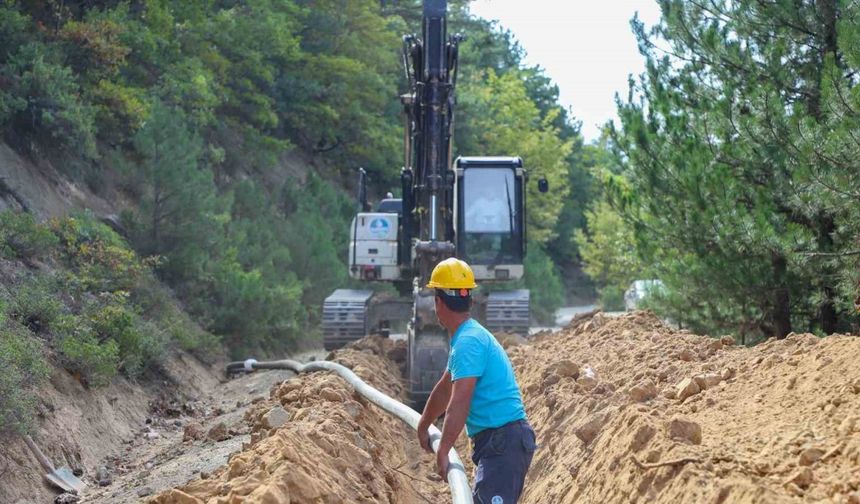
[417,371,452,452]
[436,376,477,481]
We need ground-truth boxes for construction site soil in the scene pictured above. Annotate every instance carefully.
[152,312,860,504]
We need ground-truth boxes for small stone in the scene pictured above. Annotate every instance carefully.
[662,387,676,399]
[846,492,860,504]
[551,359,580,378]
[207,422,231,442]
[137,487,154,498]
[708,339,723,351]
[721,367,736,380]
[678,349,694,362]
[838,416,858,436]
[693,373,721,390]
[629,382,658,403]
[320,388,344,402]
[577,375,598,391]
[720,335,735,346]
[54,493,80,504]
[798,447,825,466]
[784,482,804,497]
[200,471,211,479]
[263,406,290,430]
[574,410,611,445]
[96,465,112,487]
[144,430,160,440]
[665,417,702,445]
[676,378,701,401]
[541,373,560,389]
[786,467,813,489]
[753,459,771,475]
[629,423,657,451]
[183,422,206,442]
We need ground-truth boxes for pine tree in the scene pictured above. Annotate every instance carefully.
[612,0,859,338]
[131,101,217,282]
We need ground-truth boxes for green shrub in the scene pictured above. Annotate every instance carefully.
[8,275,62,333]
[52,213,158,293]
[56,315,119,387]
[164,309,219,354]
[0,323,49,435]
[87,296,162,377]
[524,245,565,325]
[598,285,626,312]
[0,211,59,260]
[573,199,643,297]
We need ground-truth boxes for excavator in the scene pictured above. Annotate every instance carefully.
[322,0,547,404]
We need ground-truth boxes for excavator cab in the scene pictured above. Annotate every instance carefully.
[454,156,530,336]
[455,156,525,282]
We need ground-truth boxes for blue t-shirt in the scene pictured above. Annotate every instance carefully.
[447,318,527,436]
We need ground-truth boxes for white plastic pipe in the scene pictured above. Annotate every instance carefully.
[250,359,473,504]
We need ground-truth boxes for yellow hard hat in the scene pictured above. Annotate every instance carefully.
[427,258,477,290]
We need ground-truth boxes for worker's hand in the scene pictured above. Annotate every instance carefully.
[417,424,433,453]
[436,448,450,483]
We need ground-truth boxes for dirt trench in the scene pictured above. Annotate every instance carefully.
[77,312,860,504]
[148,337,451,504]
[513,311,860,504]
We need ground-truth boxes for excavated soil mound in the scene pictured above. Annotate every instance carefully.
[150,314,859,504]
[149,336,447,504]
[513,311,860,504]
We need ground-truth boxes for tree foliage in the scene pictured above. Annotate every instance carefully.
[611,0,860,338]
[0,1,586,354]
[456,69,572,245]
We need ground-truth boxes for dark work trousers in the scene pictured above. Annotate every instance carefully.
[470,419,537,504]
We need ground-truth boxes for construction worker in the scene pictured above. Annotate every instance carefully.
[417,257,536,504]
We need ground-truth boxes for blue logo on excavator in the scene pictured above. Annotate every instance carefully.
[369,218,390,238]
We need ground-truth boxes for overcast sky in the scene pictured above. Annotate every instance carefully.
[468,0,663,142]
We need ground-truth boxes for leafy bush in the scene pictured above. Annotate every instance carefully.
[86,294,162,377]
[56,315,119,387]
[523,245,565,325]
[599,285,625,312]
[8,275,63,333]
[0,211,59,260]
[52,212,158,293]
[0,321,49,435]
[163,308,219,355]
[574,199,642,293]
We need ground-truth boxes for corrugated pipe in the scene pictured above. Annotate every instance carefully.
[226,358,473,504]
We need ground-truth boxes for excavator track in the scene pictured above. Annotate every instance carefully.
[485,289,530,336]
[322,289,373,351]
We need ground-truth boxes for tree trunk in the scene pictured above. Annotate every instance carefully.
[818,214,838,333]
[772,254,792,339]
